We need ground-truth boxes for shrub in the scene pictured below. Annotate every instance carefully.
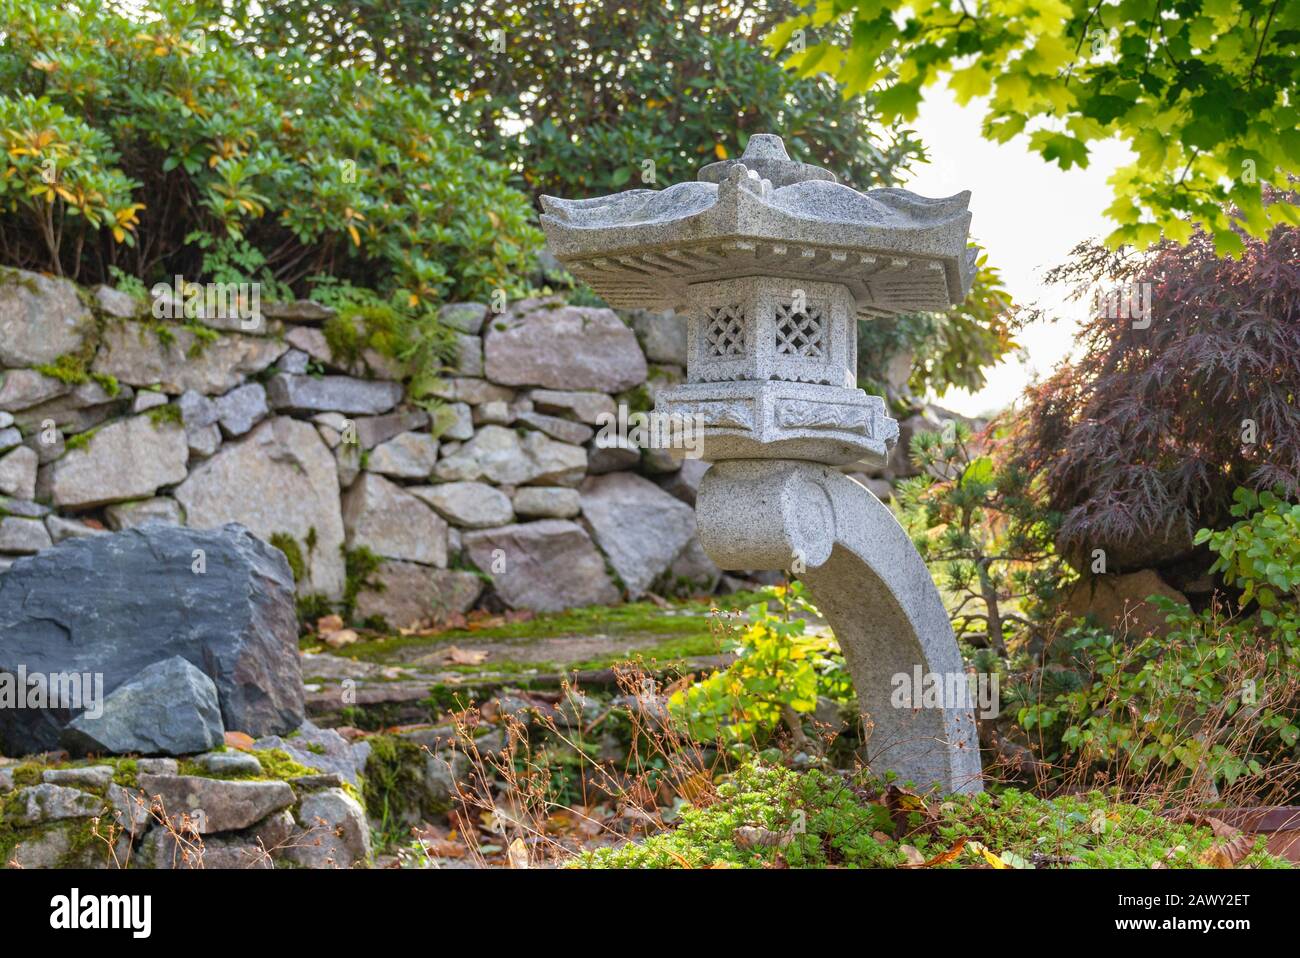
[1010,212,1300,560]
[896,421,1068,654]
[0,0,540,304]
[251,0,924,201]
[575,761,1289,869]
[669,583,852,747]
[1016,489,1300,803]
[1197,487,1300,642]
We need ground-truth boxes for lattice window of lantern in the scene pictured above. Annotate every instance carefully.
[702,305,746,358]
[774,302,826,359]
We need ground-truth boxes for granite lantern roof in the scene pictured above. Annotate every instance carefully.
[539,134,978,320]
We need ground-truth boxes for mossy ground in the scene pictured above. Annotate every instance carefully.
[324,592,766,673]
[575,763,1293,869]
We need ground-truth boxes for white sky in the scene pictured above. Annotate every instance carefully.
[901,86,1134,417]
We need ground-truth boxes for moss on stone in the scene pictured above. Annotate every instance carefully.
[342,545,384,620]
[146,403,182,427]
[63,425,101,452]
[269,532,306,583]
[361,734,428,848]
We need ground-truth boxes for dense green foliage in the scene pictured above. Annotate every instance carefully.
[577,762,1288,868]
[250,0,923,201]
[771,0,1300,254]
[669,584,852,745]
[0,0,539,303]
[252,0,1020,399]
[1017,489,1300,799]
[1198,487,1300,640]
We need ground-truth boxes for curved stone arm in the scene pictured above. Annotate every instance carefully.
[696,459,984,794]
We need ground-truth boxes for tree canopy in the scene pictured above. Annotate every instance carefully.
[771,0,1300,256]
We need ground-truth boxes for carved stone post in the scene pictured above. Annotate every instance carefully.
[541,134,983,793]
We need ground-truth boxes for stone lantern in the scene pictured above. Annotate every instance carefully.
[541,135,983,793]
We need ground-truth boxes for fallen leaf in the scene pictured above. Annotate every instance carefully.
[968,841,1010,869]
[886,783,938,838]
[1199,818,1253,868]
[917,836,968,867]
[676,771,713,805]
[507,837,529,869]
[412,824,468,858]
[224,731,255,750]
[1169,813,1253,868]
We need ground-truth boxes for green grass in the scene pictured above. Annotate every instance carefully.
[575,762,1293,870]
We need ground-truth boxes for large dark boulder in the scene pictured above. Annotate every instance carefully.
[0,523,303,755]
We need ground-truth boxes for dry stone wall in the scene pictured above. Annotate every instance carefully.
[0,269,732,628]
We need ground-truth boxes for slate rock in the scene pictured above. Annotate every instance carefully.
[629,309,687,365]
[514,410,595,445]
[92,284,141,319]
[0,369,69,412]
[435,425,586,487]
[253,720,369,788]
[439,302,487,334]
[135,774,294,833]
[9,784,103,824]
[62,656,223,757]
[511,486,581,519]
[367,431,439,479]
[0,524,303,754]
[411,481,513,529]
[104,497,185,531]
[0,515,52,554]
[342,472,447,567]
[261,299,336,323]
[213,383,269,437]
[195,750,263,776]
[45,515,106,543]
[175,417,345,596]
[42,765,114,789]
[284,787,371,868]
[93,323,287,394]
[36,415,189,509]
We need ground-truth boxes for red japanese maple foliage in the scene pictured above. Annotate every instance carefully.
[1012,211,1300,562]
